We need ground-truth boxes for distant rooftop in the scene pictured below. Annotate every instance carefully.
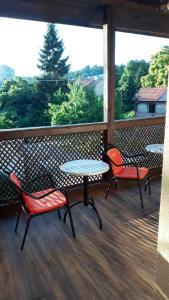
[134,87,167,102]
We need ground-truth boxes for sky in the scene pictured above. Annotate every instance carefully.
[0,17,169,76]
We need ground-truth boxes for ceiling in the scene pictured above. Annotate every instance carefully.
[0,0,168,35]
[130,0,160,5]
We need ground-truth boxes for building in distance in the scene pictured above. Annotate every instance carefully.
[0,65,15,82]
[133,87,167,118]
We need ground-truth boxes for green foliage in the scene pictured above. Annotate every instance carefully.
[115,88,123,119]
[37,23,70,102]
[121,110,135,119]
[0,78,49,128]
[67,65,103,80]
[48,79,103,125]
[118,60,149,112]
[141,46,169,87]
[38,23,70,78]
[115,65,125,88]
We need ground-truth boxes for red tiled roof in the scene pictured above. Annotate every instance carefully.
[81,78,102,89]
[135,87,167,102]
[81,78,95,87]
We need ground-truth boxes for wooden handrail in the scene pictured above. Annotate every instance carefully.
[0,116,165,141]
[114,116,165,129]
[0,122,108,141]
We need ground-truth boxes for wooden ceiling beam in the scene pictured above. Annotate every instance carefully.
[0,0,168,37]
[0,0,103,27]
[115,5,169,38]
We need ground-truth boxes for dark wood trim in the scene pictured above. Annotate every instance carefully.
[115,4,169,38]
[103,4,115,144]
[0,116,165,140]
[0,0,103,28]
[0,0,169,38]
[0,122,108,141]
[114,117,165,129]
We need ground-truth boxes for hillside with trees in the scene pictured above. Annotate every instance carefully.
[0,24,168,129]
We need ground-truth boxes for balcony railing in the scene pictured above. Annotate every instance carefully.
[0,116,165,208]
[114,116,165,168]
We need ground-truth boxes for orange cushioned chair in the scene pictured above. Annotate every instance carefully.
[6,172,75,250]
[105,147,151,209]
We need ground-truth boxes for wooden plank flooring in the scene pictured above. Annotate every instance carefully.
[0,180,161,300]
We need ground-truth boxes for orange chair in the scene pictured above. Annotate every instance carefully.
[3,172,75,249]
[105,147,151,209]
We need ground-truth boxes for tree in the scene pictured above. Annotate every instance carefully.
[37,23,70,102]
[115,64,125,88]
[48,80,103,125]
[141,46,169,87]
[118,60,149,112]
[0,78,49,128]
[115,88,123,119]
[67,65,103,80]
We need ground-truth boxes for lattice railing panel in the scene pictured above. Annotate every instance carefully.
[115,123,165,168]
[0,131,104,207]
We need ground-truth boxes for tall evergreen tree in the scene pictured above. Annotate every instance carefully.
[37,23,70,102]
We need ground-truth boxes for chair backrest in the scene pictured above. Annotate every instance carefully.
[9,173,25,202]
[10,173,22,188]
[107,148,124,176]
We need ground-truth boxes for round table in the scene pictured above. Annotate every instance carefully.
[60,159,109,229]
[145,144,163,184]
[145,144,164,154]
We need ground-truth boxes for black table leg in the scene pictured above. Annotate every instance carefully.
[64,175,102,229]
[84,176,89,206]
[88,197,102,230]
[63,200,83,222]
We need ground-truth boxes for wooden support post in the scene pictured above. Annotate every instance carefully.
[154,73,169,300]
[103,4,115,146]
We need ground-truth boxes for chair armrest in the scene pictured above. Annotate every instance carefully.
[108,156,138,167]
[106,143,145,160]
[20,186,60,200]
[23,174,53,186]
[123,153,145,159]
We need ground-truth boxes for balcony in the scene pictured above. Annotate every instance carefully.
[0,116,165,207]
[0,174,160,300]
[0,116,164,299]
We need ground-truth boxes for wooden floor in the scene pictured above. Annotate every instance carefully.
[0,179,161,300]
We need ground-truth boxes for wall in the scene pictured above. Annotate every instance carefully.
[154,84,169,299]
[156,103,166,115]
[136,102,148,118]
[136,102,166,118]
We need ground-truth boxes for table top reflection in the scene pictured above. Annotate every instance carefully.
[145,144,164,154]
[60,159,109,177]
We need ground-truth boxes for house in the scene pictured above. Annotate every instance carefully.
[134,87,167,118]
[1,1,169,300]
[81,78,103,96]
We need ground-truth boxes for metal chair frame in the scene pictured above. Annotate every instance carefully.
[105,145,151,209]
[1,171,76,250]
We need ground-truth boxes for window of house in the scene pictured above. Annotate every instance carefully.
[149,104,156,113]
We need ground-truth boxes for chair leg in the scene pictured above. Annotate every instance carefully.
[57,209,62,220]
[21,217,31,250]
[137,179,144,210]
[105,178,116,199]
[88,199,102,230]
[14,207,22,233]
[67,207,76,238]
[148,180,151,195]
[145,178,151,195]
